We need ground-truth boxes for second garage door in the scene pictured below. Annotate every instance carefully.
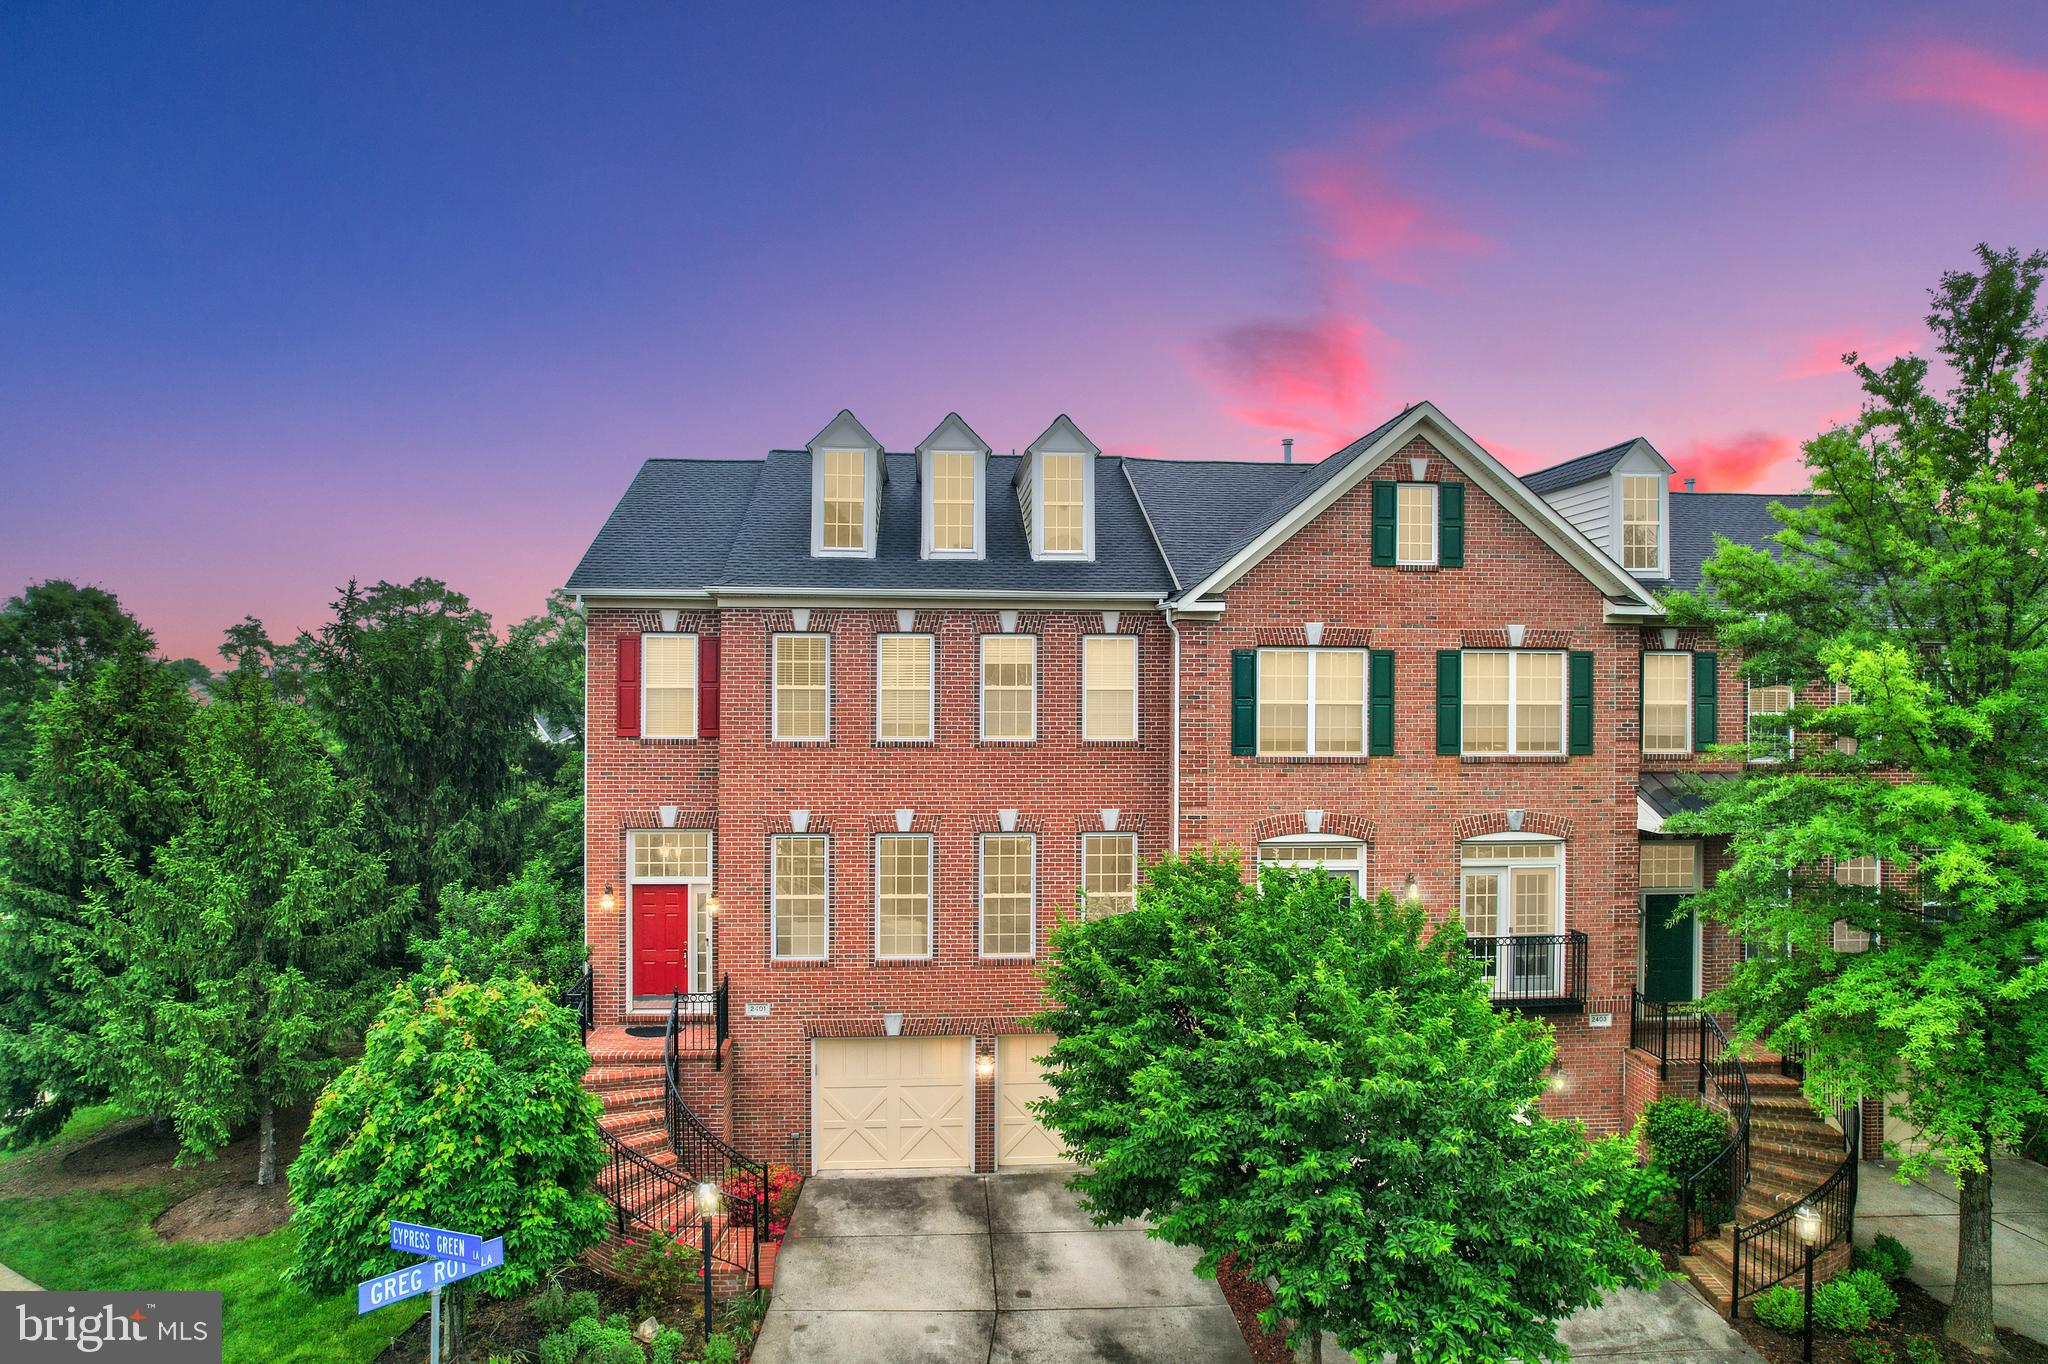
[813,1036,973,1172]
[997,1033,1067,1167]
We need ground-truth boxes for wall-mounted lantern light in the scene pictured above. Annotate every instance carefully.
[601,884,616,912]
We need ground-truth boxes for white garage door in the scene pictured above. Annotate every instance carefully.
[813,1037,973,1172]
[997,1033,1066,1167]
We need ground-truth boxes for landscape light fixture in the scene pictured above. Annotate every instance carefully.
[1794,1203,1823,1362]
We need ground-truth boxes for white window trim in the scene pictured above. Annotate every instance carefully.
[978,832,1037,960]
[979,634,1038,743]
[1081,634,1139,742]
[1255,834,1369,891]
[624,829,715,1003]
[1079,832,1139,919]
[1462,650,1567,756]
[771,632,832,743]
[1396,482,1439,567]
[770,833,830,963]
[1612,469,1668,578]
[1459,833,1568,937]
[922,449,986,560]
[1642,650,1693,756]
[1746,680,1794,763]
[640,632,699,740]
[1032,452,1096,560]
[1637,840,1703,1000]
[1257,647,1368,756]
[873,834,935,962]
[811,447,878,559]
[874,633,936,744]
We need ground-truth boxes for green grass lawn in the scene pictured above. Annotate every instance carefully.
[0,1107,423,1364]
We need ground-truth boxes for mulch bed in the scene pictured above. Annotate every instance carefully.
[152,1180,292,1243]
[1730,1276,2048,1364]
[1217,1255,1294,1364]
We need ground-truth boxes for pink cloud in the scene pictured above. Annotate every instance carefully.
[1435,0,1675,146]
[1674,433,1806,493]
[1281,151,1493,281]
[1777,329,1917,382]
[1880,40,2048,133]
[1194,313,1382,443]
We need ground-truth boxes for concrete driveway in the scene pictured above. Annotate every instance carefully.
[1857,1157,2048,1342]
[752,1171,1250,1364]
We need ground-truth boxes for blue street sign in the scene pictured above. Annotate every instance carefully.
[356,1236,504,1314]
[389,1221,492,1266]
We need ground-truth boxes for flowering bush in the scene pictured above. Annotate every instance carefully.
[614,1229,702,1309]
[722,1163,805,1241]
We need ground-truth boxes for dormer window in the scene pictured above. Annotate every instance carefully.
[915,413,990,559]
[1020,414,1098,561]
[807,409,882,559]
[1621,474,1662,573]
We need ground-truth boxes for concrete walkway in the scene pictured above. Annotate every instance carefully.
[1317,1280,1762,1363]
[0,1262,39,1290]
[1856,1157,2048,1342]
[751,1171,1249,1364]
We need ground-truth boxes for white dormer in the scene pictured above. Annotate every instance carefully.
[1017,414,1098,561]
[914,413,989,560]
[1531,437,1675,580]
[807,409,883,558]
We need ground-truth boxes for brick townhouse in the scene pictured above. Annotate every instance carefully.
[565,400,1854,1191]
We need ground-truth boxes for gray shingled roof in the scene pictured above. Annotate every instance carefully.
[1521,439,1640,495]
[565,459,762,594]
[1119,458,1308,591]
[1668,491,1815,594]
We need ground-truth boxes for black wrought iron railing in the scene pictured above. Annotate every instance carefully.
[1628,990,1712,1078]
[1728,1103,1860,1321]
[1469,932,1588,1010]
[1778,1040,1806,1082]
[663,979,731,1070]
[1679,1010,1752,1253]
[562,963,594,1046]
[665,981,767,1288]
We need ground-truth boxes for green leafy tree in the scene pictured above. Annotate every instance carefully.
[288,969,610,1298]
[507,589,587,886]
[1037,853,1657,1363]
[0,580,154,777]
[74,663,407,1183]
[0,641,194,1144]
[414,856,587,992]
[1666,245,2048,1355]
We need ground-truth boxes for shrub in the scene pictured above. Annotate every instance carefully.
[1855,1233,1914,1282]
[537,1331,576,1364]
[1639,1097,1731,1181]
[1841,1267,1899,1320]
[287,970,611,1297]
[586,1334,644,1364]
[566,1289,601,1323]
[721,1163,805,1241]
[530,1277,572,1328]
[1613,1160,1678,1228]
[1753,1283,1805,1333]
[1902,1334,1943,1364]
[1851,1340,1895,1364]
[650,1327,689,1364]
[1813,1277,1873,1332]
[702,1332,741,1364]
[615,1230,703,1311]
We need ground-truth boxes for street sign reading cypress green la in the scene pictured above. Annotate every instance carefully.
[357,1220,503,1364]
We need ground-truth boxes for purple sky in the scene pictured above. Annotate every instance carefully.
[4,2,2045,660]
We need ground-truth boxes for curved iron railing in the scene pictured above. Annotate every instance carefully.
[1728,1103,1859,1321]
[562,963,594,1045]
[1679,1009,1752,1254]
[665,982,768,1288]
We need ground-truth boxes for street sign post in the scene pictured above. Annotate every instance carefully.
[357,1224,504,1364]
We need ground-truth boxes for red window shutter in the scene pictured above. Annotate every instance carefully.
[699,637,721,738]
[616,634,641,738]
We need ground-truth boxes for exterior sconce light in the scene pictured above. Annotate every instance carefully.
[975,1054,995,1079]
[1403,874,1421,902]
[703,890,722,914]
[601,884,616,912]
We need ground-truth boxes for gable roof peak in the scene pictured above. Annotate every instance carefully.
[915,412,991,458]
[806,408,882,455]
[1024,413,1100,458]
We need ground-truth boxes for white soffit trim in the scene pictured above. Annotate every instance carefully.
[1637,795,1664,834]
[1184,402,1665,612]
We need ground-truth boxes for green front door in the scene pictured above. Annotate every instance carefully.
[1642,893,1695,1003]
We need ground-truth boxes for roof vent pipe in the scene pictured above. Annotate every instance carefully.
[1282,438,1294,464]
[1684,478,1696,492]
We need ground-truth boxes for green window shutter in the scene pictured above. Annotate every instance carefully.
[1371,481,1396,567]
[1693,651,1718,752]
[1231,649,1258,755]
[1369,650,1395,755]
[1435,650,1462,755]
[1569,651,1595,754]
[1439,481,1465,568]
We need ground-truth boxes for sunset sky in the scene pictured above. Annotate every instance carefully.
[4,2,2045,660]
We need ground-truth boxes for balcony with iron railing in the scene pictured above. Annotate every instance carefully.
[1468,931,1589,1011]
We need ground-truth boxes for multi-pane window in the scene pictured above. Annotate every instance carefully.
[1833,682,1858,756]
[773,634,830,740]
[772,835,828,960]
[981,635,1037,740]
[1462,651,1564,755]
[1257,649,1364,755]
[930,451,977,553]
[876,634,934,742]
[1041,453,1085,553]
[1833,856,1879,952]
[1639,842,1700,890]
[979,834,1035,957]
[632,830,710,880]
[1082,635,1138,741]
[1747,681,1793,760]
[821,449,866,551]
[876,835,932,959]
[1462,840,1564,996]
[642,635,698,739]
[1642,652,1692,755]
[1397,483,1437,565]
[1081,833,1137,917]
[1257,839,1366,892]
[1622,474,1661,571]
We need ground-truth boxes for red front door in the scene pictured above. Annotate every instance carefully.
[632,883,689,997]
